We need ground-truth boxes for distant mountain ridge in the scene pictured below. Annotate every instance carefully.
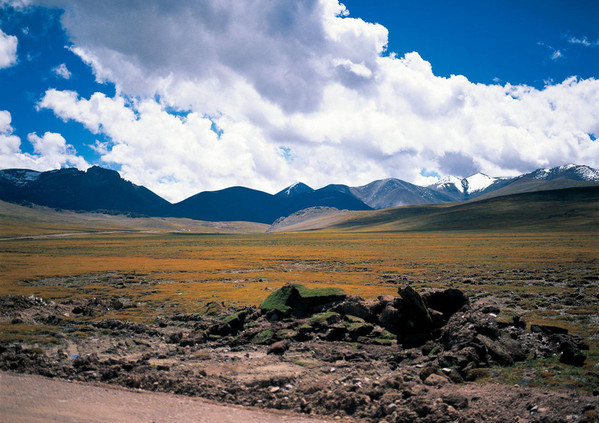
[0,164,597,224]
[0,167,371,224]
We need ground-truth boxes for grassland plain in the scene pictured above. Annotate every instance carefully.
[1,228,598,395]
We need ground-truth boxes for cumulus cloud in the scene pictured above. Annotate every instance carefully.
[25,0,599,200]
[38,89,289,201]
[52,63,71,79]
[0,110,88,170]
[0,28,17,68]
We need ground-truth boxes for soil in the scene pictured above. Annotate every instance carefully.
[1,286,598,423]
[0,371,334,423]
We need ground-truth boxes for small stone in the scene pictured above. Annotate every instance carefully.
[269,386,280,393]
[424,373,449,386]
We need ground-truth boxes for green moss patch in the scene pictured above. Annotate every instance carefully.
[259,283,346,315]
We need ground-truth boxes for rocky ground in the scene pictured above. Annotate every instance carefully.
[1,284,598,422]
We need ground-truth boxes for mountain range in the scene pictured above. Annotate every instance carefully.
[0,164,597,224]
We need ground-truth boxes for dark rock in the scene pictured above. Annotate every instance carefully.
[268,340,291,355]
[379,304,401,332]
[559,339,587,366]
[179,333,206,347]
[423,288,470,317]
[512,316,526,329]
[346,320,374,338]
[476,334,514,365]
[397,285,433,333]
[442,393,469,409]
[110,298,124,310]
[209,322,232,336]
[309,311,342,329]
[333,296,371,320]
[222,310,247,332]
[480,304,501,314]
[325,324,347,341]
[474,322,501,340]
[530,324,568,335]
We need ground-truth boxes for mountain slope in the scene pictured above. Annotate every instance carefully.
[327,186,599,232]
[427,164,599,202]
[275,182,314,198]
[0,166,171,216]
[350,178,453,208]
[524,164,599,181]
[173,186,371,224]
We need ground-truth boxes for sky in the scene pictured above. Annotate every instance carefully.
[0,0,598,202]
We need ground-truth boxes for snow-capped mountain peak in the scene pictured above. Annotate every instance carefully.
[428,173,500,196]
[463,173,498,194]
[526,164,599,182]
[434,176,465,193]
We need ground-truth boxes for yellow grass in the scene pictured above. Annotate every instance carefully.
[1,231,597,308]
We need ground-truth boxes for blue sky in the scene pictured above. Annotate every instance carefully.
[0,1,598,201]
[343,0,599,86]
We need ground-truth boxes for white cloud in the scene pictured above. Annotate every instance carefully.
[568,36,598,47]
[551,49,563,60]
[0,28,17,68]
[52,63,71,79]
[0,110,88,170]
[38,90,289,202]
[27,0,599,200]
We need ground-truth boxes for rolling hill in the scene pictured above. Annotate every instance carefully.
[268,186,599,233]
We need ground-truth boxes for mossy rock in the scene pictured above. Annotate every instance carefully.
[372,338,394,346]
[223,310,244,324]
[276,329,298,340]
[347,321,374,337]
[371,328,397,340]
[309,311,342,328]
[345,315,366,324]
[251,329,274,345]
[260,283,346,316]
[298,323,313,334]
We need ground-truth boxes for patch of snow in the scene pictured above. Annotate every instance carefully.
[430,176,464,193]
[464,173,497,193]
[0,169,41,186]
[284,182,300,196]
[573,165,599,181]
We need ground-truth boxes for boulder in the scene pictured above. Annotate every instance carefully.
[559,339,586,366]
[424,373,450,386]
[423,288,469,317]
[260,283,346,318]
[268,340,291,355]
[476,334,514,366]
[333,296,371,320]
[379,304,401,332]
[397,285,433,332]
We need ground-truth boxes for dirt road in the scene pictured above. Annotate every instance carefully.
[0,372,335,423]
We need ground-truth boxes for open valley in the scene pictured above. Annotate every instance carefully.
[1,222,598,422]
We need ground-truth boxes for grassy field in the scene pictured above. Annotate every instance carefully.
[1,230,596,317]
